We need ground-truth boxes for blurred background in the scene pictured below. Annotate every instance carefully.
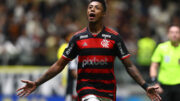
[0,0,180,101]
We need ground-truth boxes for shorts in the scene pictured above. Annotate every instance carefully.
[82,95,112,101]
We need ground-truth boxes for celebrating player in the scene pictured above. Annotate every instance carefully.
[17,0,161,101]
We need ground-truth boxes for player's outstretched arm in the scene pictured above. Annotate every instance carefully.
[16,57,70,97]
[121,57,161,101]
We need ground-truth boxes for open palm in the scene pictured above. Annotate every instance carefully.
[146,85,162,101]
[16,80,37,97]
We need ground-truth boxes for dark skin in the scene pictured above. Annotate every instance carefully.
[17,1,161,101]
[87,1,105,34]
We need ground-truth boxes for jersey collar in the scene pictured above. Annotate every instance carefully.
[87,26,106,38]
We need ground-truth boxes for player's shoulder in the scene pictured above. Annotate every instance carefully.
[104,27,119,36]
[158,41,171,49]
[70,27,87,41]
[74,27,87,36]
[159,41,170,46]
[104,27,123,41]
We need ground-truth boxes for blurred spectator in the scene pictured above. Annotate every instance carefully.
[15,27,35,65]
[0,0,178,70]
[45,34,60,65]
[0,29,6,64]
[137,31,156,82]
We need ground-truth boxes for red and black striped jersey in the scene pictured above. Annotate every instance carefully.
[62,27,130,101]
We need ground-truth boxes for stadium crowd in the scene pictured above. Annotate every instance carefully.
[0,0,179,68]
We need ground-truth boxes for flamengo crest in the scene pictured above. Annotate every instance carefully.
[101,39,110,48]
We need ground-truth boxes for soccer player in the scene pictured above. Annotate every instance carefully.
[16,0,161,101]
[150,25,180,101]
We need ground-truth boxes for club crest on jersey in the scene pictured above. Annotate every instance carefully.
[101,39,110,48]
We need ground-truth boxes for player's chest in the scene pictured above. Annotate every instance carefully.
[76,38,115,49]
[162,47,180,63]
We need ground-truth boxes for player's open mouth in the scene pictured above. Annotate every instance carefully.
[89,13,95,19]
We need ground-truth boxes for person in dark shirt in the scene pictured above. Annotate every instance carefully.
[16,0,161,101]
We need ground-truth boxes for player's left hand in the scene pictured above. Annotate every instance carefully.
[146,85,162,101]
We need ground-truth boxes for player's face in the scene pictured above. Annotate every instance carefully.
[87,1,105,23]
[168,26,180,42]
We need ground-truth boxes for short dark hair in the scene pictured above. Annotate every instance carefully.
[90,0,107,12]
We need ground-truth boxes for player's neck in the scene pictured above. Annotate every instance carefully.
[171,41,179,47]
[88,21,104,35]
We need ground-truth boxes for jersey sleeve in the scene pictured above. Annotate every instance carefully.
[151,44,162,63]
[68,57,78,70]
[62,36,79,60]
[114,34,130,60]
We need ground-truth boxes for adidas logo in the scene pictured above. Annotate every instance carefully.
[83,42,88,47]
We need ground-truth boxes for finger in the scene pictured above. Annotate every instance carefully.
[155,93,162,101]
[16,87,25,92]
[17,91,23,96]
[24,91,31,97]
[21,80,30,83]
[150,92,161,101]
[154,86,159,90]
[152,87,160,93]
[19,91,27,97]
[17,90,26,96]
[152,97,158,101]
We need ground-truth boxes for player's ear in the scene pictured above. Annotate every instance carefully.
[102,11,106,17]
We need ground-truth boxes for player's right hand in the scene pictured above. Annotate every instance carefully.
[154,83,163,94]
[16,80,37,97]
[146,85,162,101]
